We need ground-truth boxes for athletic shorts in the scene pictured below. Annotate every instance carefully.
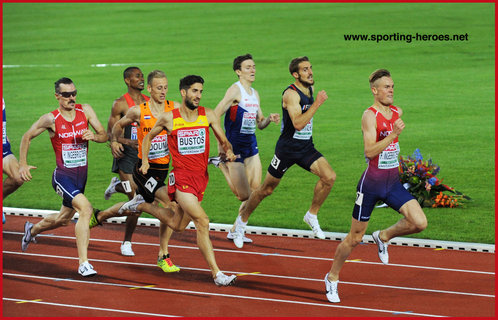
[51,168,87,209]
[112,145,139,174]
[3,140,12,158]
[352,170,415,222]
[132,159,169,203]
[168,168,209,202]
[267,146,323,179]
[230,135,259,163]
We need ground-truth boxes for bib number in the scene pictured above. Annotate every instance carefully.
[62,143,87,168]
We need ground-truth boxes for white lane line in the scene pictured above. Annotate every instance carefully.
[2,272,447,317]
[3,251,494,298]
[3,231,494,275]
[3,297,178,317]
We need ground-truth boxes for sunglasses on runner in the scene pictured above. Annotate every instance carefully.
[58,90,77,98]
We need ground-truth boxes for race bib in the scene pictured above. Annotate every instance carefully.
[148,134,168,160]
[293,118,313,140]
[62,143,87,168]
[2,121,7,145]
[240,112,256,134]
[130,126,138,140]
[177,128,206,155]
[378,142,400,169]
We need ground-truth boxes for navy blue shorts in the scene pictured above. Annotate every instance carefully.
[267,146,323,179]
[352,172,415,222]
[3,140,13,158]
[52,168,87,209]
[231,135,259,163]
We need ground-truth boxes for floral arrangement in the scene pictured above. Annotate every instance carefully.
[398,149,471,208]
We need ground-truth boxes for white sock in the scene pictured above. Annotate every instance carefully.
[306,211,317,219]
[237,215,248,227]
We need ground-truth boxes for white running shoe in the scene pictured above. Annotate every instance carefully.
[104,177,121,200]
[120,241,135,256]
[78,261,97,277]
[118,194,145,214]
[232,223,246,249]
[227,229,253,243]
[208,156,221,167]
[21,221,35,252]
[372,230,389,264]
[214,271,236,286]
[324,273,340,303]
[303,214,325,239]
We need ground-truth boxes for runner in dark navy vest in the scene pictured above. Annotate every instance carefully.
[231,56,337,248]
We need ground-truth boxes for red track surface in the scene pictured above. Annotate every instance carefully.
[2,215,495,317]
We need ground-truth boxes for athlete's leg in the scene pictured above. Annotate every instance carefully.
[155,187,176,258]
[31,205,76,237]
[308,156,336,215]
[118,170,139,244]
[71,193,94,265]
[239,171,281,223]
[244,153,263,192]
[3,154,24,199]
[378,199,428,242]
[224,161,251,201]
[175,190,221,278]
[217,161,239,198]
[327,218,369,281]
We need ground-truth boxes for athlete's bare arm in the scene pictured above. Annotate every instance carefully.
[82,104,107,143]
[362,108,405,160]
[283,88,328,131]
[108,97,138,148]
[139,111,174,174]
[206,108,235,161]
[18,113,55,181]
[254,90,280,130]
[110,106,141,159]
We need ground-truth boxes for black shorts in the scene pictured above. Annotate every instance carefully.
[267,146,323,179]
[132,159,169,203]
[112,145,139,174]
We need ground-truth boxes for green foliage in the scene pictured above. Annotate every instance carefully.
[3,3,494,244]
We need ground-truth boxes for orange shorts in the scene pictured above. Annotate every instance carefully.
[168,168,208,202]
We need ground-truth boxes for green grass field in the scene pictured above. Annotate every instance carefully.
[2,3,495,244]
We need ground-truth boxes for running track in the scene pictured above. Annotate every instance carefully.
[2,215,495,317]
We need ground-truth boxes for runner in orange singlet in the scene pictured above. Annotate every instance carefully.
[133,75,238,286]
[95,70,181,273]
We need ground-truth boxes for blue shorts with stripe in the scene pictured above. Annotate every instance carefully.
[352,169,415,222]
[51,168,87,209]
[3,141,13,158]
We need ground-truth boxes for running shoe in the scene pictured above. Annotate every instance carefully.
[104,177,121,200]
[118,194,144,214]
[78,261,97,277]
[372,230,389,264]
[89,209,102,228]
[227,229,253,243]
[208,156,221,168]
[214,271,236,286]
[157,255,180,273]
[232,223,246,249]
[120,241,135,257]
[21,221,35,252]
[303,213,325,239]
[324,273,340,303]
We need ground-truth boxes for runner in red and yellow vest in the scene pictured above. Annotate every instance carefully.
[168,106,210,171]
[137,100,175,165]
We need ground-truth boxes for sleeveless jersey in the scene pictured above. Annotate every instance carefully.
[137,100,175,165]
[168,107,210,172]
[276,84,315,152]
[224,81,259,142]
[123,93,149,140]
[3,98,7,146]
[50,105,89,176]
[365,105,401,176]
